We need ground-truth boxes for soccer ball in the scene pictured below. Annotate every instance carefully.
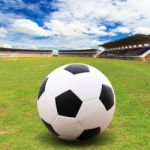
[37,63,115,141]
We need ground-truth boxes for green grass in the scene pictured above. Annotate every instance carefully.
[0,57,150,150]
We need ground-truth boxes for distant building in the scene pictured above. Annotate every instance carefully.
[52,50,59,56]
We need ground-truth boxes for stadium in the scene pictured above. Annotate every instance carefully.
[99,34,150,61]
[0,34,150,61]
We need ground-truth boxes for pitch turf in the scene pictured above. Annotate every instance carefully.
[0,57,150,150]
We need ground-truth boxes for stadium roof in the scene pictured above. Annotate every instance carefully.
[59,49,99,52]
[99,34,150,48]
[0,47,52,52]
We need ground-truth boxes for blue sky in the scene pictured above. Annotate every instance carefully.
[0,0,150,50]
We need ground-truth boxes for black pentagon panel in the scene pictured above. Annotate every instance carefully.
[55,90,82,117]
[41,119,59,136]
[99,84,114,111]
[77,127,101,140]
[64,64,89,75]
[38,78,48,99]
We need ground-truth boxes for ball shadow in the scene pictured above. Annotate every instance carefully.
[36,130,115,148]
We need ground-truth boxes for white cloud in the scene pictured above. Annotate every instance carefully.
[1,44,12,48]
[45,19,109,37]
[113,27,130,34]
[0,12,23,25]
[134,27,150,35]
[0,28,7,37]
[43,0,150,49]
[50,0,150,34]
[0,0,43,13]
[12,19,51,36]
[99,26,107,31]
[106,0,150,32]
[0,35,101,50]
[45,20,87,37]
[51,37,101,49]
[0,0,26,9]
[16,44,38,50]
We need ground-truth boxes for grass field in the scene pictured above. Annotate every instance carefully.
[0,57,150,150]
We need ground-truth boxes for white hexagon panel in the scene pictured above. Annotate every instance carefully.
[38,92,57,124]
[52,116,83,141]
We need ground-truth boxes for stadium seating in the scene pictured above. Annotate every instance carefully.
[100,47,150,57]
[59,49,99,57]
[0,47,53,57]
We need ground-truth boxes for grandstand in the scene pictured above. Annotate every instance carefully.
[0,47,53,57]
[59,49,99,57]
[0,48,100,58]
[98,34,150,61]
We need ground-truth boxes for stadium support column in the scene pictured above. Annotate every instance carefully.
[131,45,133,49]
[142,44,145,48]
